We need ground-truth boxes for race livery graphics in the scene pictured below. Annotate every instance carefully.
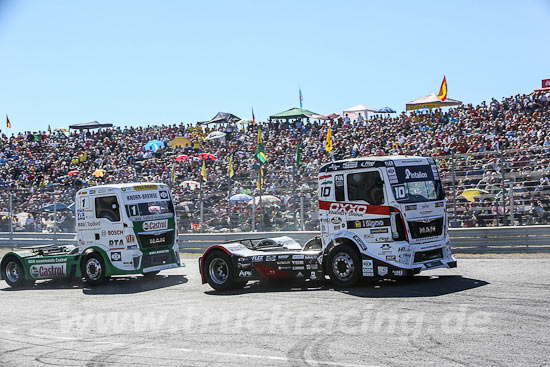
[200,155,456,291]
[1,183,182,288]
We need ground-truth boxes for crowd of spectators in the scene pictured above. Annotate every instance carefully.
[0,90,549,232]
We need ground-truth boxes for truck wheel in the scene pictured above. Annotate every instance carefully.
[82,253,107,286]
[203,251,237,291]
[2,256,25,288]
[327,245,360,287]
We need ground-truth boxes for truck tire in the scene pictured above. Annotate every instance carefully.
[327,244,360,287]
[2,256,26,288]
[82,252,107,286]
[203,251,239,291]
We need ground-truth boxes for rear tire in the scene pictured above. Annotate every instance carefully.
[203,251,239,291]
[2,256,26,288]
[82,252,107,286]
[327,244,361,287]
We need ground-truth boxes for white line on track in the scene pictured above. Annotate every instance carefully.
[5,330,384,367]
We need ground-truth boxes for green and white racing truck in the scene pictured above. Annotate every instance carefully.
[1,183,182,287]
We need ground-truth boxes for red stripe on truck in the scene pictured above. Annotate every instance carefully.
[318,200,391,216]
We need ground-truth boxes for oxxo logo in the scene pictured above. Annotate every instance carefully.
[329,202,368,216]
[405,169,428,180]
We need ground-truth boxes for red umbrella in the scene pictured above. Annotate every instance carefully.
[176,154,190,162]
[68,170,79,176]
[199,153,217,161]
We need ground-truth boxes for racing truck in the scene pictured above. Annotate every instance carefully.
[200,156,457,290]
[1,183,182,288]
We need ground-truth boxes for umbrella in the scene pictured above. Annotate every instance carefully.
[42,202,70,211]
[144,140,165,152]
[68,203,75,211]
[180,180,200,189]
[248,195,282,205]
[460,189,490,203]
[205,131,226,140]
[68,170,79,176]
[54,128,69,132]
[229,194,253,202]
[199,153,216,161]
[176,155,190,162]
[92,169,106,177]
[376,107,396,113]
[237,119,253,124]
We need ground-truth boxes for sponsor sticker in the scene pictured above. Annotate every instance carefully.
[133,184,158,191]
[29,264,66,279]
[371,228,389,234]
[347,218,390,229]
[126,234,135,243]
[239,270,252,277]
[386,255,397,261]
[159,190,170,200]
[377,266,388,276]
[111,252,122,261]
[362,260,374,276]
[342,161,358,169]
[353,235,367,251]
[142,219,168,231]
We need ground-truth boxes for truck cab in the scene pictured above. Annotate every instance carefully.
[318,156,456,281]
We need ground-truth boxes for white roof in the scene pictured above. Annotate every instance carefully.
[343,104,378,113]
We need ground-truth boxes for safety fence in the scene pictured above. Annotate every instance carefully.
[1,146,549,233]
[1,225,550,254]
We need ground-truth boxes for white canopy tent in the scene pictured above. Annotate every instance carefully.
[342,104,378,119]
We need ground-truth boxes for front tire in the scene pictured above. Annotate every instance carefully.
[2,256,26,288]
[82,252,107,286]
[327,245,361,287]
[203,251,239,291]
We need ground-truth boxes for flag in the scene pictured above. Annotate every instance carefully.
[48,124,52,133]
[6,115,11,129]
[296,140,302,168]
[255,126,267,164]
[171,163,176,183]
[257,167,264,189]
[437,76,447,101]
[299,88,303,109]
[252,107,256,125]
[201,160,207,182]
[228,155,234,178]
[325,125,333,152]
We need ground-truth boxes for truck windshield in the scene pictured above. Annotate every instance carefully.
[390,165,445,203]
[126,201,174,217]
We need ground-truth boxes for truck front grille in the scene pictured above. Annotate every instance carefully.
[408,217,443,239]
[139,230,174,249]
[414,248,443,263]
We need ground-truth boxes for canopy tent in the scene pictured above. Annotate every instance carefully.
[534,79,550,93]
[198,112,241,125]
[269,108,319,120]
[343,104,377,116]
[406,93,462,111]
[171,136,192,148]
[69,121,113,130]
[205,131,226,140]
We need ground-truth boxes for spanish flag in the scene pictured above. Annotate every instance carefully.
[201,160,207,182]
[252,107,256,125]
[437,76,447,102]
[325,125,333,152]
[6,115,11,129]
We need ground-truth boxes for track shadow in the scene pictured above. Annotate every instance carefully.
[0,274,188,294]
[204,275,489,298]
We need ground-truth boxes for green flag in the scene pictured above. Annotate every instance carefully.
[256,126,267,164]
[296,141,302,168]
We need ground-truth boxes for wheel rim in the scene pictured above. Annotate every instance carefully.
[332,252,354,281]
[208,258,229,285]
[5,261,21,283]
[86,258,102,281]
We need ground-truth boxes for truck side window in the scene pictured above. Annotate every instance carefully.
[95,196,121,222]
[334,174,345,201]
[347,171,385,205]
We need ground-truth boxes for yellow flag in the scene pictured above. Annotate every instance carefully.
[201,160,207,182]
[325,125,333,152]
[228,156,234,178]
[437,76,447,101]
[256,167,263,189]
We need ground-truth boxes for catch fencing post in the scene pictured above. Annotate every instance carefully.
[509,181,515,226]
[499,151,507,226]
[300,196,305,231]
[451,151,457,227]
[53,194,57,243]
[251,197,256,232]
[9,189,13,248]
[199,201,204,233]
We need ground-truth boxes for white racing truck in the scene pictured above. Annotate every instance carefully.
[200,156,457,290]
[1,183,182,287]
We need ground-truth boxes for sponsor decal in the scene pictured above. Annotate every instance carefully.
[392,270,404,276]
[342,161,358,169]
[252,256,264,262]
[306,264,319,270]
[88,189,96,194]
[360,161,375,167]
[29,264,66,279]
[277,261,291,265]
[375,237,391,242]
[77,210,85,221]
[304,255,317,260]
[296,272,304,278]
[277,255,290,260]
[109,239,124,247]
[292,254,305,260]
[292,260,304,265]
[228,245,245,251]
[86,221,100,227]
[310,271,317,279]
[386,255,397,261]
[377,266,388,276]
[386,166,399,184]
[419,225,437,235]
[111,252,122,261]
[142,219,168,231]
[347,218,390,229]
[399,253,412,259]
[293,266,305,270]
[405,205,417,210]
[353,235,367,250]
[330,216,342,224]
[334,175,344,186]
[320,201,390,216]
[126,234,135,243]
[278,266,291,270]
[328,163,341,171]
[371,228,389,234]
[237,263,252,269]
[126,192,159,201]
[159,190,169,200]
[380,243,391,250]
[265,255,276,261]
[237,257,249,262]
[384,161,395,167]
[127,244,138,250]
[133,184,158,191]
[108,230,124,236]
[431,165,440,180]
[239,270,252,277]
[362,260,374,276]
[149,237,166,245]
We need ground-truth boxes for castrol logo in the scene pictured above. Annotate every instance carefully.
[29,264,66,279]
[142,219,168,232]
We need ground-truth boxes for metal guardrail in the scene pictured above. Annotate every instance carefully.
[1,226,550,253]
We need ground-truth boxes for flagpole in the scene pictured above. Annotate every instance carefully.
[227,155,232,232]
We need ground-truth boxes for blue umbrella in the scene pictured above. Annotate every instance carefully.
[376,107,396,113]
[229,194,253,202]
[42,202,70,211]
[144,140,165,152]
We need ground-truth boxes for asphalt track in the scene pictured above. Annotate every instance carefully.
[1,258,549,367]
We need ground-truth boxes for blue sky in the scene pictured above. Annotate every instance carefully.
[0,0,549,133]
